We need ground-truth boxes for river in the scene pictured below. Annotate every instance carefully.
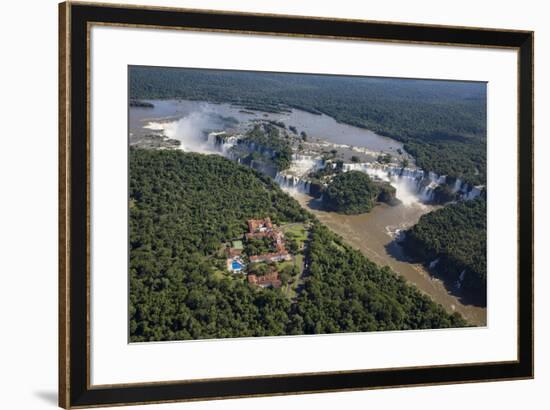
[130,99,404,154]
[291,192,487,326]
[129,99,487,326]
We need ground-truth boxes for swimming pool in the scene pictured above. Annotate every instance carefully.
[231,260,244,270]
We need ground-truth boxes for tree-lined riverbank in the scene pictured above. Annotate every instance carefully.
[291,192,487,326]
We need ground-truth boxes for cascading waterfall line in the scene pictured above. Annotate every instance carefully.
[342,162,483,205]
[146,115,484,205]
[274,154,324,195]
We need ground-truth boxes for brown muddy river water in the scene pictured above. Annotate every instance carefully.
[129,99,487,327]
[292,192,487,326]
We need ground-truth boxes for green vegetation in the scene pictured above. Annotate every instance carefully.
[377,183,398,205]
[402,199,487,305]
[244,237,277,256]
[322,171,396,214]
[247,263,272,276]
[231,240,243,250]
[129,149,308,341]
[432,184,458,204]
[130,66,486,184]
[282,223,309,250]
[377,153,392,164]
[295,224,467,332]
[129,149,466,341]
[233,123,293,172]
[405,139,485,186]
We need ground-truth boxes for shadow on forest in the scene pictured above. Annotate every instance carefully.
[302,192,487,310]
[384,239,486,308]
[305,196,325,211]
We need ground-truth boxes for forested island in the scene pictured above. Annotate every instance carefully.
[231,123,293,172]
[130,66,486,185]
[129,149,466,342]
[322,171,397,214]
[401,199,487,306]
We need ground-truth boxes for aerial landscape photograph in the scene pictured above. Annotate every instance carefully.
[128,66,487,343]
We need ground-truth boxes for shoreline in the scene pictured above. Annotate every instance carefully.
[130,98,407,155]
[129,99,487,326]
[290,192,487,326]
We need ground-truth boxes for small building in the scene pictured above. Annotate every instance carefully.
[273,251,292,262]
[273,231,285,251]
[245,216,291,269]
[249,251,292,264]
[245,231,269,240]
[247,217,273,234]
[247,271,282,288]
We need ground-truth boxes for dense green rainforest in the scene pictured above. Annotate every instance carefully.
[234,123,293,172]
[129,66,487,185]
[322,171,397,214]
[129,149,466,342]
[402,199,487,305]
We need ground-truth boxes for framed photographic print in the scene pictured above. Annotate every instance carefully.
[59,1,534,408]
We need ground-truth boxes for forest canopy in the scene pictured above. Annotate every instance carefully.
[129,66,487,185]
[129,149,466,342]
[235,123,293,172]
[402,199,487,306]
[322,171,396,214]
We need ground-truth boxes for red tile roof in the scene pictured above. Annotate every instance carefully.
[247,217,273,234]
[247,271,282,288]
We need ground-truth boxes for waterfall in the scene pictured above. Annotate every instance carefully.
[464,186,483,200]
[456,269,467,289]
[290,154,325,173]
[206,131,240,155]
[273,154,324,194]
[429,258,440,269]
[451,178,463,193]
[343,163,428,205]
[342,162,483,205]
[204,130,484,204]
[275,173,312,194]
[221,136,238,154]
[206,132,218,147]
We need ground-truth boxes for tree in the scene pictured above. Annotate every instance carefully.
[287,239,300,254]
[402,199,487,306]
[279,271,291,286]
[322,171,394,214]
[377,153,392,164]
[131,66,487,185]
[129,123,469,341]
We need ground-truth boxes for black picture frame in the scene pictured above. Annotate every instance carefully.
[59,2,534,408]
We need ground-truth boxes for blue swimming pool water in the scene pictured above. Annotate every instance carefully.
[232,260,243,270]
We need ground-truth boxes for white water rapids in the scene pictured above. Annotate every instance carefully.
[140,109,483,206]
